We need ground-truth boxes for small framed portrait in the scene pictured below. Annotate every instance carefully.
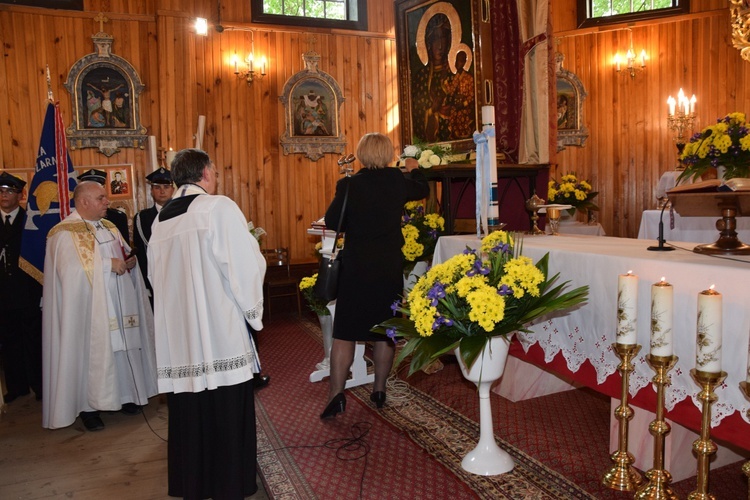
[108,168,130,198]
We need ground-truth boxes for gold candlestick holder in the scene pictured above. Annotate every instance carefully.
[634,354,679,500]
[687,369,727,500]
[602,342,644,491]
[525,194,545,235]
[737,381,750,499]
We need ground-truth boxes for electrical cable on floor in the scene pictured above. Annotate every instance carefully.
[257,421,373,499]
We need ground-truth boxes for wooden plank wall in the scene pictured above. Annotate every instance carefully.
[2,0,748,259]
[0,0,397,263]
[551,0,750,238]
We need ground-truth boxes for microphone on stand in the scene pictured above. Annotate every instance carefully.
[647,199,676,251]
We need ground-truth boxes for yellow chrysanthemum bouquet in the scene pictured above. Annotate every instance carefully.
[678,112,750,182]
[401,201,445,277]
[299,274,331,316]
[373,231,588,374]
[547,173,599,216]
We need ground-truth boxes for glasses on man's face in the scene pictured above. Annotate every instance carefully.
[0,188,20,196]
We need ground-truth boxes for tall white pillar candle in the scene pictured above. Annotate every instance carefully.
[617,271,638,345]
[650,278,673,356]
[696,286,722,373]
[148,136,158,171]
[195,115,206,150]
[166,148,177,168]
[481,105,499,230]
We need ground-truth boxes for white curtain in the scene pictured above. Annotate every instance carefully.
[516,0,550,164]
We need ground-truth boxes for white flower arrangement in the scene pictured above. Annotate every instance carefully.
[401,142,451,169]
[247,221,266,242]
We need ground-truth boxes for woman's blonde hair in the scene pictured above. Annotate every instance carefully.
[356,133,394,169]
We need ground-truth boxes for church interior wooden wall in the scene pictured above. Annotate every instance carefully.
[1,0,748,263]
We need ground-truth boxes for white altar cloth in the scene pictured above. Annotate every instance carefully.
[637,209,750,244]
[434,234,750,427]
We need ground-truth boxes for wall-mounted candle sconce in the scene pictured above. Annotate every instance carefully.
[613,29,647,79]
[234,31,267,85]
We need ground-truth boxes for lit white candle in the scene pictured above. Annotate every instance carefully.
[617,271,638,345]
[166,148,177,168]
[690,94,696,114]
[696,286,722,373]
[650,277,673,356]
[639,49,647,68]
[667,96,676,116]
[614,54,621,72]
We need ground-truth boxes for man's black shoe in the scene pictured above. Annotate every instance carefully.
[120,403,143,415]
[254,374,270,390]
[80,411,105,431]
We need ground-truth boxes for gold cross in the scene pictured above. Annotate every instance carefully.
[94,12,109,33]
[126,316,137,327]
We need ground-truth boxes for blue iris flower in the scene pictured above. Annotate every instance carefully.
[386,328,398,345]
[497,284,513,296]
[390,301,400,315]
[426,283,446,306]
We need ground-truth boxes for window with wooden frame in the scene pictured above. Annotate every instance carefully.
[251,0,367,31]
[577,0,690,28]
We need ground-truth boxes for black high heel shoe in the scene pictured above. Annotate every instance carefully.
[370,391,386,409]
[320,393,346,419]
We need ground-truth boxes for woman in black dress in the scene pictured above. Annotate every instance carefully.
[321,133,429,418]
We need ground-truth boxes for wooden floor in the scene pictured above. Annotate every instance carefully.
[0,394,270,499]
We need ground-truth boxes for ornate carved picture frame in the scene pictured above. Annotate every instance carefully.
[279,51,346,161]
[64,31,147,157]
[556,54,589,151]
[730,0,750,63]
[395,0,491,153]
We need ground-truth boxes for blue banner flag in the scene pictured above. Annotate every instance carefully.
[19,102,77,284]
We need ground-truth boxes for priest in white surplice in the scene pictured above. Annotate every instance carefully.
[148,148,266,499]
[42,181,157,431]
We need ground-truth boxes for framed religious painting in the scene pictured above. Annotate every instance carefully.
[730,0,750,63]
[64,32,147,157]
[555,53,588,151]
[395,0,493,154]
[279,51,347,161]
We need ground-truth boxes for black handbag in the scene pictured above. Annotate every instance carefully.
[314,184,349,302]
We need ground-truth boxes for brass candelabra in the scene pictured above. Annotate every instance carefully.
[738,381,750,499]
[687,369,727,500]
[634,354,679,500]
[602,343,643,491]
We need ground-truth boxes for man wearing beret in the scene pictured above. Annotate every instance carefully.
[0,171,43,404]
[78,169,130,243]
[132,167,174,304]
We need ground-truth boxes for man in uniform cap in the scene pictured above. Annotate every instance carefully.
[0,171,43,403]
[78,169,130,243]
[132,167,173,303]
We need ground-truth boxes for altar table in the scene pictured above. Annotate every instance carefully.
[638,209,750,244]
[544,219,606,236]
[434,234,750,453]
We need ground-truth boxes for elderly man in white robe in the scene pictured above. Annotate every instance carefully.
[148,148,266,499]
[42,181,157,431]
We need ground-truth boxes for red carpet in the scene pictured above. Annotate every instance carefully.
[254,316,598,499]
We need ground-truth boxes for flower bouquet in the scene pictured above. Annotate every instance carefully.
[678,112,750,183]
[299,274,331,316]
[401,201,445,278]
[373,231,589,375]
[401,141,452,169]
[248,221,267,243]
[547,173,599,216]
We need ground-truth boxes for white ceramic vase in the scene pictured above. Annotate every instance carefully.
[454,334,515,476]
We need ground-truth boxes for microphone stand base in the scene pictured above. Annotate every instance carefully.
[647,245,676,251]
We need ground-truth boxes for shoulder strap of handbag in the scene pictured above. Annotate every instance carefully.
[331,182,349,260]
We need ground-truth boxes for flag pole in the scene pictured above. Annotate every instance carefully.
[45,65,53,102]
